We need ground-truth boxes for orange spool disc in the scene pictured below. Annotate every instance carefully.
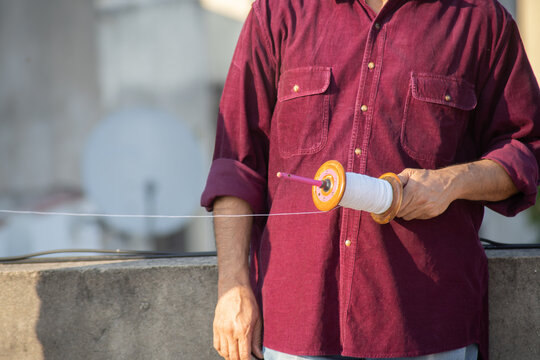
[312,160,346,212]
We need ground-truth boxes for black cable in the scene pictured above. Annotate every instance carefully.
[1,238,538,264]
[0,249,217,263]
[480,238,540,250]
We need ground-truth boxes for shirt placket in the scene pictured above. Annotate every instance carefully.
[339,15,387,346]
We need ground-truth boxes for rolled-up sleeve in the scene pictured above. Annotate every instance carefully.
[201,158,268,213]
[200,3,277,213]
[477,13,540,216]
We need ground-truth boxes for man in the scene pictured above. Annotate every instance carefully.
[201,1,540,359]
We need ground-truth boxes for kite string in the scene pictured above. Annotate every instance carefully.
[0,208,337,219]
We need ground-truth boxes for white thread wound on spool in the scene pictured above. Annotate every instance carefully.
[339,172,393,214]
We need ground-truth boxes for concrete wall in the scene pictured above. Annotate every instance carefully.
[487,249,540,358]
[0,256,220,360]
[0,250,539,360]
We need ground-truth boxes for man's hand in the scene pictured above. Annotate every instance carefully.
[396,168,455,220]
[214,285,263,360]
[396,160,518,221]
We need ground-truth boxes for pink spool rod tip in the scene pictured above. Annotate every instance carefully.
[276,171,325,188]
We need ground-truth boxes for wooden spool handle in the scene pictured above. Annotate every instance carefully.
[370,172,403,224]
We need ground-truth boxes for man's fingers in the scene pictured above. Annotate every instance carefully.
[400,209,419,221]
[398,207,416,221]
[227,337,241,360]
[251,319,264,359]
[219,334,230,359]
[240,317,263,360]
[397,168,412,187]
[212,285,262,360]
[238,336,251,360]
[396,168,413,218]
[213,328,221,355]
[397,187,414,218]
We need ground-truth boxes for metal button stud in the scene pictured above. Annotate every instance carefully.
[293,84,300,93]
[361,105,368,112]
[368,62,375,70]
[345,240,352,247]
[355,148,362,156]
[444,94,452,102]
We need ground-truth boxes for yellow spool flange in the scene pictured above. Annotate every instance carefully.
[312,160,346,212]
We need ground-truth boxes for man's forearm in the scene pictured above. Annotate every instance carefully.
[212,196,263,360]
[445,159,518,202]
[213,196,254,294]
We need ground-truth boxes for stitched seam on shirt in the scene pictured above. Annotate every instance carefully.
[402,79,439,163]
[476,5,514,98]
[252,0,279,70]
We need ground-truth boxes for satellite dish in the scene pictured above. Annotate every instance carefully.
[82,108,207,236]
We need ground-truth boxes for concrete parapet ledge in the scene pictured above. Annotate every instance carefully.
[0,257,220,360]
[0,250,538,360]
[487,249,540,359]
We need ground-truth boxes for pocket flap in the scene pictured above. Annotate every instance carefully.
[411,73,477,110]
[278,67,331,102]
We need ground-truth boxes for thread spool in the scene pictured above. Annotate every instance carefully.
[277,160,403,224]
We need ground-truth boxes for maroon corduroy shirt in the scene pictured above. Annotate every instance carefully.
[201,1,540,359]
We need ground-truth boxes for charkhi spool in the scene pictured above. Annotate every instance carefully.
[277,160,403,224]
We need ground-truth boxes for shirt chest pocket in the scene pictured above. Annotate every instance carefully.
[275,67,331,158]
[401,73,477,168]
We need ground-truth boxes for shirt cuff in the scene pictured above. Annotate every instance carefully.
[482,139,539,216]
[200,158,268,214]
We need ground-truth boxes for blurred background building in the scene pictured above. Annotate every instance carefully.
[0,0,538,257]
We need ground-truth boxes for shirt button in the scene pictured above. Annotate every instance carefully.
[361,104,368,112]
[368,62,375,70]
[345,240,352,247]
[374,22,381,30]
[444,94,452,102]
[293,84,300,93]
[354,148,362,156]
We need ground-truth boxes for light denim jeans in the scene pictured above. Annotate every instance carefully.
[262,344,478,360]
